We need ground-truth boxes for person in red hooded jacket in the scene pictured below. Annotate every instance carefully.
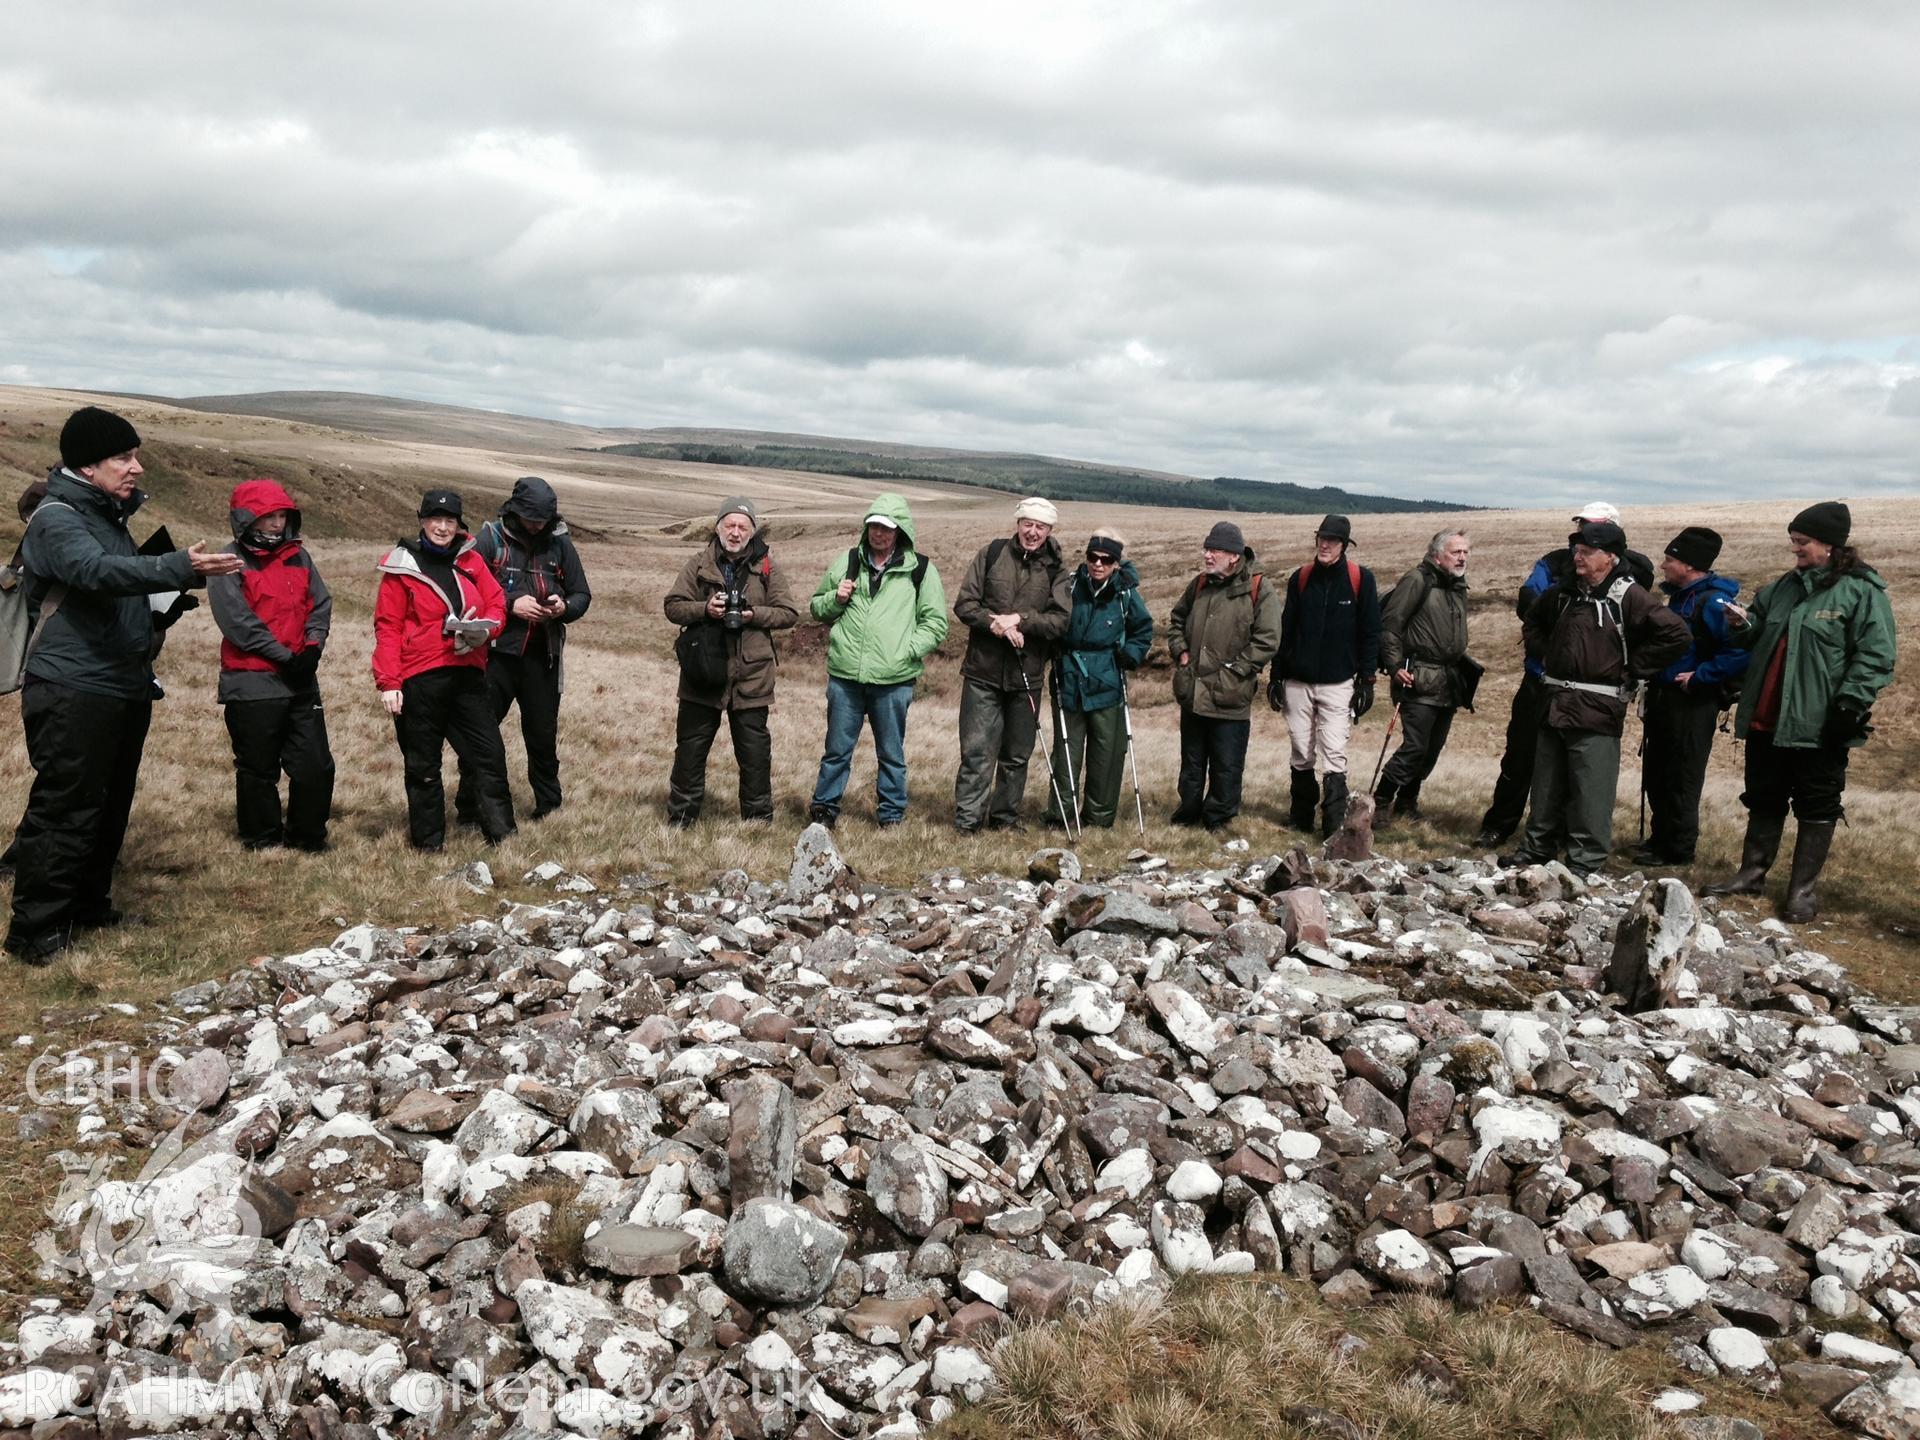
[206,479,336,850]
[372,490,515,849]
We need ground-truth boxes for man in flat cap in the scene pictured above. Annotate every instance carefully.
[1501,520,1686,879]
[951,496,1071,832]
[1269,514,1381,837]
[1635,525,1748,866]
[6,406,242,965]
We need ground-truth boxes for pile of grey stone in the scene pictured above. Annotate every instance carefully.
[6,824,1920,1439]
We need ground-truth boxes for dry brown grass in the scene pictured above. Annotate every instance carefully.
[0,387,1913,1330]
[938,1275,1704,1440]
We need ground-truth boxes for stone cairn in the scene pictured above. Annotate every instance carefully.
[6,830,1920,1439]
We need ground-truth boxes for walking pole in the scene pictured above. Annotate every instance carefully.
[1021,664,1078,841]
[1368,701,1403,794]
[1119,671,1147,836]
[1052,667,1085,835]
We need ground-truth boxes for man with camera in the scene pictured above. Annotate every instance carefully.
[663,497,798,825]
[454,476,592,825]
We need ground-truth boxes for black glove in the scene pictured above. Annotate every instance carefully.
[154,593,199,632]
[1822,702,1872,747]
[1266,669,1286,712]
[1351,676,1376,720]
[280,646,323,686]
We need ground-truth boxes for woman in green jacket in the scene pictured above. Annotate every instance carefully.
[1705,502,1896,922]
[1047,533,1154,829]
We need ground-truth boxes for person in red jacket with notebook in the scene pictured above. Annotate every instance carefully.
[206,479,335,850]
[372,490,515,849]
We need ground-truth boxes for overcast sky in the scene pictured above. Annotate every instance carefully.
[4,2,1919,504]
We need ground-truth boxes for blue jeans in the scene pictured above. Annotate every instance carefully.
[812,677,915,822]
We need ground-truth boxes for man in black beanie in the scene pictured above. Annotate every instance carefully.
[1634,526,1749,866]
[6,406,244,965]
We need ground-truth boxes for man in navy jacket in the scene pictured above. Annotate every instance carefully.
[1635,526,1749,865]
[1269,515,1381,837]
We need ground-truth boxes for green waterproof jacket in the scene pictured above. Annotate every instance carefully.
[808,493,949,685]
[1053,560,1154,713]
[1167,551,1282,719]
[1729,562,1897,748]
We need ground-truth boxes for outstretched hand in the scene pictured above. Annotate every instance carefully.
[188,541,244,576]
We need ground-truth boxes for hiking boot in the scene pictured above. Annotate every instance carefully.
[1471,827,1508,849]
[5,929,69,966]
[1703,813,1786,897]
[1288,768,1319,831]
[807,803,838,830]
[1320,773,1350,838]
[1372,783,1400,827]
[1782,820,1836,924]
[73,905,129,931]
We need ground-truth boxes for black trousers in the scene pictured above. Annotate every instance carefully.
[667,701,773,821]
[8,681,152,943]
[225,694,336,850]
[1642,685,1722,860]
[457,647,564,820]
[394,667,515,848]
[1741,731,1849,825]
[1479,673,1548,837]
[1174,710,1250,827]
[1379,701,1455,805]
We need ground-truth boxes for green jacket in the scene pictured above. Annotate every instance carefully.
[19,467,198,699]
[1167,551,1281,719]
[1729,562,1896,748]
[808,493,949,685]
[953,533,1071,689]
[1380,558,1471,707]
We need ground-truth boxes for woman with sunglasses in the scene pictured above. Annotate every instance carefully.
[1047,533,1154,829]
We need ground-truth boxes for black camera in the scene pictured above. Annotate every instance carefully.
[721,586,746,632]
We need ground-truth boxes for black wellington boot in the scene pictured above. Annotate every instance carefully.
[1703,812,1786,897]
[1288,768,1320,831]
[1320,772,1350,839]
[1782,821,1837,924]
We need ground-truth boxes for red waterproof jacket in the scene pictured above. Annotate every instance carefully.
[214,479,330,684]
[371,535,506,689]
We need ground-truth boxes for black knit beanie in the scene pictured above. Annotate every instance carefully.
[59,406,141,471]
[1789,501,1850,548]
[1664,526,1723,572]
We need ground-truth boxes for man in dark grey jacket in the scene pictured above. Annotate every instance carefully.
[454,476,592,824]
[6,406,242,964]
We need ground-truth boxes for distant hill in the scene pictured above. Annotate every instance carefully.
[598,439,1459,514]
[147,391,1459,514]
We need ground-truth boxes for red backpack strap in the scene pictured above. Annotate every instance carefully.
[1347,559,1361,598]
[760,555,771,579]
[1250,572,1263,605]
[1293,566,1309,594]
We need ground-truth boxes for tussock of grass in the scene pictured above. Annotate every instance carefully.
[945,1276,1682,1440]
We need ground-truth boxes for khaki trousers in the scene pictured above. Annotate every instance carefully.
[1283,678,1354,773]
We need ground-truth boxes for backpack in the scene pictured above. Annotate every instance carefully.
[845,547,930,595]
[0,501,76,696]
[1684,591,1740,710]
[1180,570,1264,611]
[1293,559,1360,598]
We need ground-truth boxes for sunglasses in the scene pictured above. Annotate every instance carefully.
[1086,552,1117,565]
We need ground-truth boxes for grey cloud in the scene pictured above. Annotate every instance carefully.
[5,1,1920,505]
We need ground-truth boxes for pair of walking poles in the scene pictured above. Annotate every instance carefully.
[1019,664,1147,838]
